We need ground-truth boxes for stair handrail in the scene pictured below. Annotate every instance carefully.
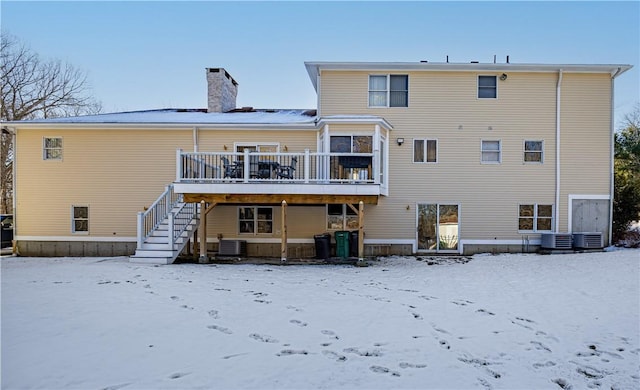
[137,184,181,248]
[168,201,199,250]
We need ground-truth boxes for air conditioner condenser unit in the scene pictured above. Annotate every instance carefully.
[572,233,603,249]
[540,233,573,250]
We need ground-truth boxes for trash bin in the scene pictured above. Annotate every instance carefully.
[335,231,350,258]
[314,233,331,259]
[349,230,360,257]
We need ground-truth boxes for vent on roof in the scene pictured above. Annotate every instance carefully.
[228,107,255,113]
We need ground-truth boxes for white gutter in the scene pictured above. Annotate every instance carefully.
[609,67,624,245]
[555,70,563,233]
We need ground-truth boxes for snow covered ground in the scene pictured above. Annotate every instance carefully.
[2,250,639,390]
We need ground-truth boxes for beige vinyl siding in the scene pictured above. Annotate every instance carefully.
[320,70,560,241]
[198,129,317,153]
[205,204,326,239]
[558,73,612,232]
[16,128,192,237]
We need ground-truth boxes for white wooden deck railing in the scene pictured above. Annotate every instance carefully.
[137,184,197,248]
[177,149,380,184]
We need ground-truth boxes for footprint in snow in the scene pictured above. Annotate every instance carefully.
[344,347,383,357]
[322,350,347,361]
[410,311,423,320]
[451,299,474,306]
[100,384,131,390]
[207,325,233,334]
[277,349,309,356]
[399,362,427,369]
[289,319,308,327]
[169,372,190,379]
[369,365,400,377]
[530,341,552,352]
[208,310,219,319]
[249,333,279,343]
[552,378,573,389]
[476,308,496,316]
[321,330,340,339]
[170,296,179,301]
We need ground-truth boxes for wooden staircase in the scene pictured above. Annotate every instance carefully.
[130,185,199,264]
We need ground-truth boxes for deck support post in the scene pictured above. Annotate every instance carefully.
[357,200,366,266]
[281,200,287,263]
[199,200,208,263]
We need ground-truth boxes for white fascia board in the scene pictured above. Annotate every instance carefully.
[6,122,320,131]
[317,116,393,131]
[305,61,633,87]
[175,183,381,196]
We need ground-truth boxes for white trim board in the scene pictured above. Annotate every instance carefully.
[16,236,137,242]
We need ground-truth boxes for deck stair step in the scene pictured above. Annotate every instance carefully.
[130,194,200,264]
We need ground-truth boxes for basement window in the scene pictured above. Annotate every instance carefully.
[327,204,358,230]
[238,207,273,235]
[72,206,89,234]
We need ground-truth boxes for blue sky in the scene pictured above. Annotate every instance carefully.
[2,1,638,125]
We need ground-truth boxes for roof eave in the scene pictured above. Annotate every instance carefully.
[4,121,320,130]
[304,61,633,86]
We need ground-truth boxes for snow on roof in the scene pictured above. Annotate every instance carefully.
[16,109,318,125]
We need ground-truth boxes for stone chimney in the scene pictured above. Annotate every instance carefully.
[206,68,238,113]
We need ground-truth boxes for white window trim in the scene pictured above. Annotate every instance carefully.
[368,74,409,108]
[326,204,358,231]
[233,142,280,153]
[238,206,274,235]
[518,203,554,233]
[43,137,63,161]
[477,75,498,99]
[481,139,502,164]
[523,140,544,164]
[71,205,89,235]
[413,138,438,164]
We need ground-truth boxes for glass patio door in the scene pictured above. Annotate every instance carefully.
[417,204,459,252]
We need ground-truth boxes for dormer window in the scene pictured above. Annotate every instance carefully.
[369,75,408,107]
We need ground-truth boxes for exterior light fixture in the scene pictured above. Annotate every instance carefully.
[500,73,508,81]
[396,138,404,146]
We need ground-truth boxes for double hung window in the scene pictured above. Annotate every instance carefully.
[481,140,501,163]
[518,204,553,232]
[239,207,273,234]
[72,206,89,233]
[524,141,544,163]
[43,137,63,160]
[478,76,497,99]
[414,139,438,163]
[369,75,408,107]
[327,204,358,230]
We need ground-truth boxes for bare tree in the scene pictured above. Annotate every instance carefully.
[1,33,101,213]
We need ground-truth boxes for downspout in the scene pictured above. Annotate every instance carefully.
[555,70,563,233]
[609,67,623,245]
